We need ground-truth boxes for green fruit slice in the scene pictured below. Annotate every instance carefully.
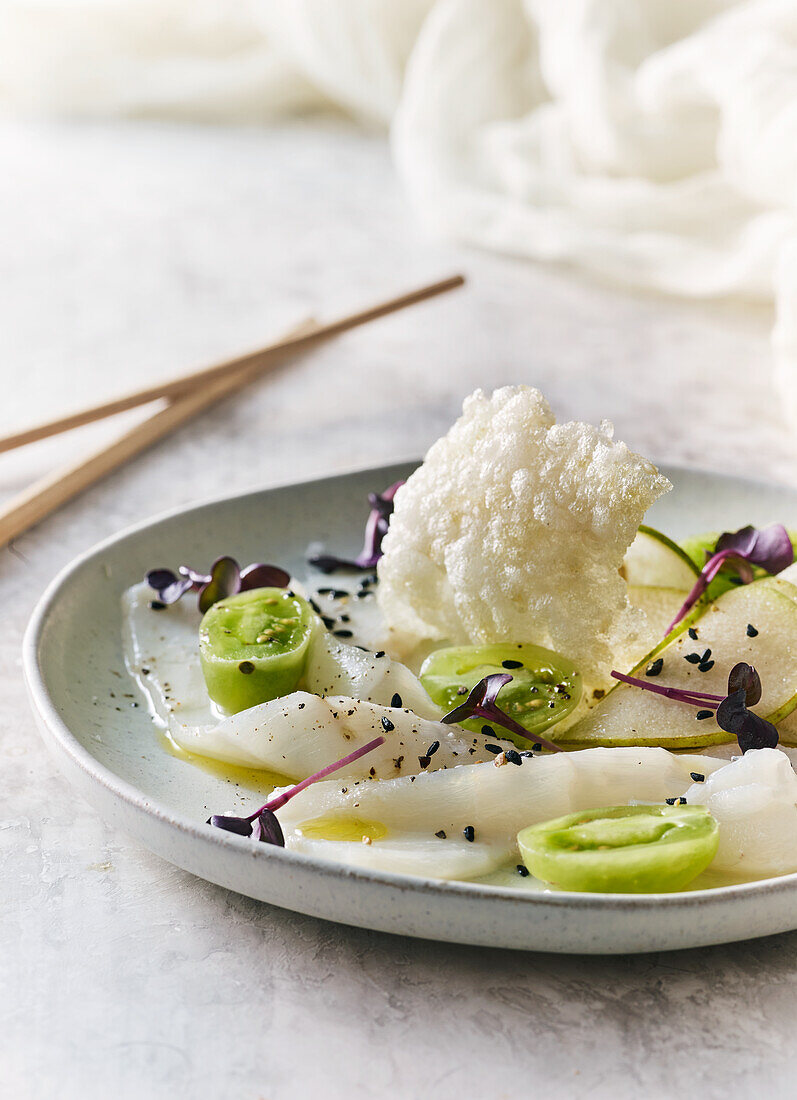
[560,577,797,748]
[628,585,691,641]
[624,525,701,589]
[419,643,581,747]
[517,804,719,893]
[199,587,316,714]
[681,530,797,600]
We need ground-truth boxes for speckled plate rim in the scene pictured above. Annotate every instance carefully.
[22,461,797,954]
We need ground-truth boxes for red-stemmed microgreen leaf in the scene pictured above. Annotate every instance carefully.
[611,662,778,753]
[665,525,793,635]
[309,480,404,573]
[610,670,723,707]
[145,557,290,612]
[716,689,779,752]
[144,568,195,605]
[239,563,291,590]
[197,556,240,614]
[726,661,762,706]
[441,673,563,753]
[207,735,386,844]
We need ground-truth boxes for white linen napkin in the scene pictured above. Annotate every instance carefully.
[3,0,797,420]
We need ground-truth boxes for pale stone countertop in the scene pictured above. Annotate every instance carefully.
[3,118,797,1099]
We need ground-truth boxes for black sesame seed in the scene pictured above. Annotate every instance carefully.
[334,630,353,638]
[505,749,523,766]
[148,600,166,611]
[481,724,496,737]
[418,756,431,769]
[516,864,530,877]
[521,751,534,758]
[684,653,702,664]
[533,743,543,751]
[548,701,555,709]
[696,709,713,720]
[238,661,255,675]
[701,648,712,662]
[688,627,699,640]
[435,830,447,839]
[646,658,664,677]
[309,599,322,614]
[485,744,503,754]
[679,797,687,805]
[322,616,335,628]
[690,772,705,783]
[502,660,523,669]
[391,693,402,708]
[463,825,475,842]
[698,660,715,672]
[747,623,759,637]
[381,717,395,732]
[665,797,677,805]
[426,740,440,757]
[374,651,386,658]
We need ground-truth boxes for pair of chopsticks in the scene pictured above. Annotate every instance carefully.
[0,274,464,549]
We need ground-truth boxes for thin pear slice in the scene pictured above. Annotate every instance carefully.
[624,525,701,589]
[628,585,690,643]
[559,577,797,749]
[774,704,797,745]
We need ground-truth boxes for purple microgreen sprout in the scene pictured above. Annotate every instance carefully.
[207,735,386,845]
[144,568,194,604]
[309,480,404,573]
[145,557,290,612]
[611,670,723,709]
[665,524,793,634]
[726,661,762,706]
[441,673,563,753]
[611,661,778,753]
[197,556,240,614]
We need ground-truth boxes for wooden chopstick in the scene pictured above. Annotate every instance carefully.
[0,318,321,550]
[0,274,465,455]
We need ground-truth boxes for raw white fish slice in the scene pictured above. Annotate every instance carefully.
[685,748,797,876]
[171,692,508,781]
[122,582,441,746]
[304,631,440,719]
[122,583,214,730]
[276,747,727,878]
[286,833,509,880]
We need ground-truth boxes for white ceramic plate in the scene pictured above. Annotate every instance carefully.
[23,462,797,954]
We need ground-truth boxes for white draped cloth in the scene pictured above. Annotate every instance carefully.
[3,0,797,419]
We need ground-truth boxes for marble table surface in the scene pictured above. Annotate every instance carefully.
[3,117,797,1099]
